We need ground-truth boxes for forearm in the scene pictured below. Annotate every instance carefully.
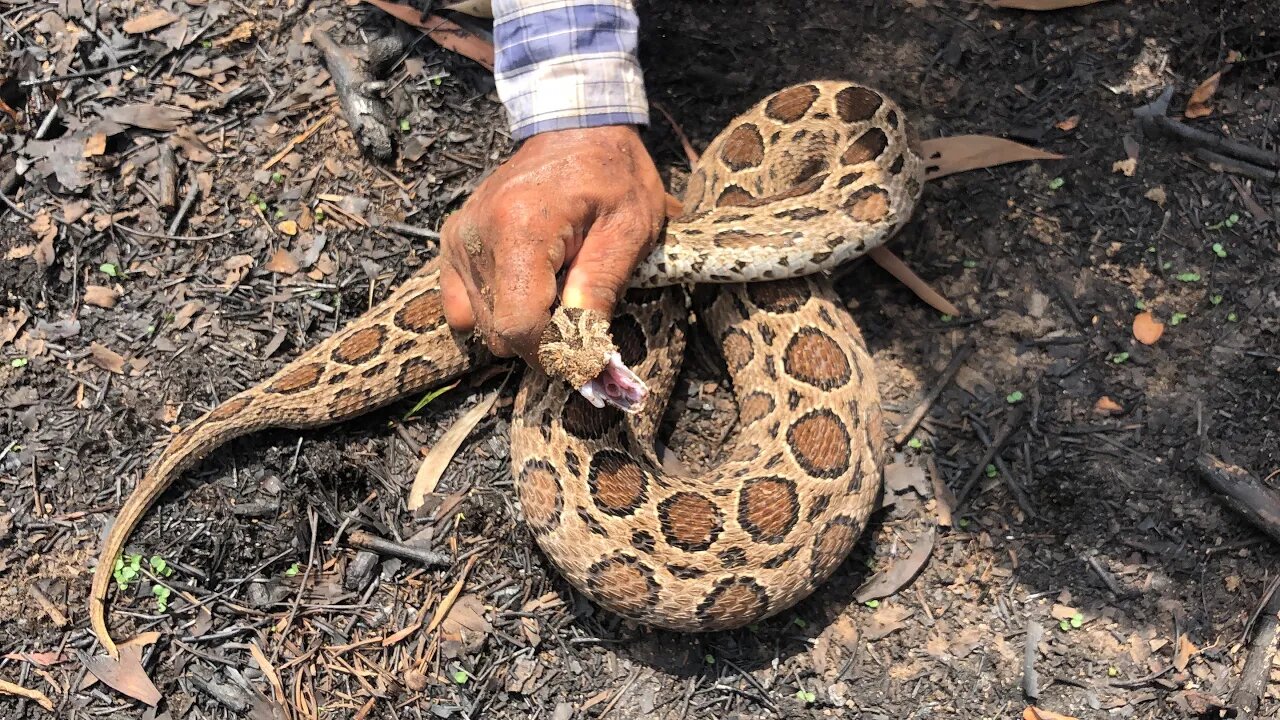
[492,0,649,140]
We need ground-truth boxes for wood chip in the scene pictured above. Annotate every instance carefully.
[122,10,180,34]
[83,285,118,308]
[89,342,126,374]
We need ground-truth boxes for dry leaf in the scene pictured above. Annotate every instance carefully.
[920,136,1063,181]
[1145,186,1167,206]
[1185,71,1222,119]
[122,10,179,34]
[0,678,53,711]
[213,20,255,47]
[277,219,298,236]
[854,527,936,602]
[1055,115,1080,132]
[362,1,495,71]
[1132,312,1164,345]
[1050,604,1079,621]
[84,285,118,308]
[83,132,107,157]
[990,0,1105,8]
[1094,396,1123,415]
[80,633,162,706]
[1112,158,1137,176]
[89,342,126,374]
[265,248,300,274]
[439,0,493,16]
[3,651,68,666]
[868,247,961,316]
[864,604,911,641]
[407,390,499,510]
[101,104,192,131]
[441,594,493,642]
[1173,635,1199,671]
[1023,707,1079,720]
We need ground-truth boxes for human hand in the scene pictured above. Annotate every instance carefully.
[439,125,666,368]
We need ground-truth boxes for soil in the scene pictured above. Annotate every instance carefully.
[1,0,1278,718]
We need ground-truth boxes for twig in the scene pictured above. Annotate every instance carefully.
[1022,618,1042,700]
[382,221,440,240]
[1232,575,1280,716]
[894,341,975,447]
[344,530,451,568]
[20,58,140,87]
[260,114,334,172]
[157,145,178,210]
[956,406,1027,509]
[167,168,200,236]
[1195,149,1280,184]
[1194,454,1280,544]
[1138,107,1280,170]
[114,223,236,242]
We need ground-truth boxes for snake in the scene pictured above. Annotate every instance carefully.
[89,80,924,657]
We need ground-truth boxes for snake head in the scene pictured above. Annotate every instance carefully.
[578,352,647,413]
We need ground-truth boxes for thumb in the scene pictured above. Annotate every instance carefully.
[561,218,654,315]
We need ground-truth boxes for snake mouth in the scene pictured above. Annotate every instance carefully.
[577,352,648,414]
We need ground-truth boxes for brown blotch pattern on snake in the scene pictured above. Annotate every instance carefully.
[518,459,563,535]
[695,576,771,628]
[585,554,659,618]
[834,85,883,123]
[720,328,754,372]
[588,450,650,517]
[738,391,775,426]
[783,328,852,389]
[206,396,253,422]
[332,326,387,365]
[764,84,820,123]
[809,516,860,579]
[747,278,811,314]
[266,363,325,394]
[611,314,648,368]
[562,392,624,440]
[658,492,725,552]
[716,185,756,207]
[844,186,891,223]
[787,408,852,478]
[719,123,766,171]
[840,128,888,166]
[394,289,445,333]
[738,476,801,544]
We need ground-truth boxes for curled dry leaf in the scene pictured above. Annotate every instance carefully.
[277,219,299,236]
[854,526,936,602]
[1112,158,1137,176]
[1132,311,1164,345]
[0,678,53,711]
[80,633,163,706]
[439,0,493,17]
[1055,115,1080,132]
[920,136,1063,181]
[1184,71,1222,119]
[1173,635,1199,671]
[1050,603,1079,621]
[362,0,495,71]
[1144,186,1167,207]
[213,20,255,48]
[83,285,118,308]
[867,247,961,316]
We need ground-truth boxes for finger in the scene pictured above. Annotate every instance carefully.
[562,212,656,314]
[440,263,475,334]
[489,237,562,365]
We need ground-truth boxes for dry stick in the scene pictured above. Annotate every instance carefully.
[893,340,975,447]
[1022,618,1042,700]
[344,530,451,568]
[955,405,1027,510]
[311,29,396,160]
[156,145,178,211]
[1142,112,1280,170]
[1194,454,1280,544]
[167,168,200,236]
[969,410,1035,517]
[1233,576,1280,716]
[1195,149,1280,184]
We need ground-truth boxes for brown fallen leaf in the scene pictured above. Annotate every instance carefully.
[407,389,500,509]
[84,285,118,308]
[439,0,493,16]
[83,132,107,157]
[1173,635,1199,671]
[1185,71,1222,119]
[89,342,127,374]
[855,527,936,602]
[1094,396,1123,415]
[990,0,1106,8]
[3,651,69,667]
[1023,707,1079,720]
[867,246,962,316]
[1112,158,1137,176]
[80,632,162,705]
[0,678,53,711]
[1144,186,1167,207]
[864,604,912,641]
[101,104,192,131]
[277,219,299,236]
[1050,603,1079,621]
[213,20,255,48]
[1055,115,1080,132]
[1132,311,1164,345]
[122,9,179,34]
[362,1,495,71]
[265,248,300,275]
[920,136,1063,181]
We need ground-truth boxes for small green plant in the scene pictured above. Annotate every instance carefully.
[113,553,143,590]
[451,669,468,684]
[99,263,119,277]
[704,654,715,664]
[1048,177,1065,190]
[313,208,326,222]
[1107,666,1119,678]
[1210,294,1224,306]
[795,688,816,704]
[399,118,411,132]
[1058,611,1085,631]
[958,517,970,529]
[962,259,978,269]
[10,358,28,368]
[152,584,171,612]
[1169,312,1187,326]
[1111,352,1130,364]
[149,556,174,577]
[793,617,808,629]
[201,39,213,49]
[433,76,444,86]
[985,464,998,478]
[1006,390,1024,404]
[1206,213,1239,231]
[940,314,953,323]
[271,171,284,184]
[1211,242,1227,258]
[864,599,880,608]
[404,383,457,419]
[285,562,301,577]
[907,437,924,450]
[247,192,260,205]
[1227,312,1239,322]
[1175,272,1201,283]
[1134,299,1146,310]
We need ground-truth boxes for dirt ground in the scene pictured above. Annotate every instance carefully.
[2,0,1279,718]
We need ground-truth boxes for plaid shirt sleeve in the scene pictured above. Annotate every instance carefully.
[492,0,649,140]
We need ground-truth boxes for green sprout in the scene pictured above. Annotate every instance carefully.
[704,654,715,665]
[962,259,978,269]
[153,584,171,612]
[113,553,143,590]
[1006,390,1024,404]
[149,556,174,577]
[1107,666,1119,678]
[10,358,28,368]
[99,263,119,277]
[985,464,998,478]
[1206,213,1239,231]
[940,314,953,323]
[796,689,816,704]
[1134,299,1146,310]
[1227,312,1239,322]
[201,40,213,49]
[247,192,260,205]
[1175,272,1201,283]
[285,562,301,577]
[451,669,468,684]
[399,118,411,132]
[793,617,808,628]
[957,517,970,529]
[1169,312,1187,326]
[1048,177,1065,190]
[313,208,326,222]
[404,383,456,420]
[271,171,284,184]
[907,437,924,450]
[864,599,880,608]
[1211,243,1227,258]
[1111,352,1130,364]
[1210,294,1224,306]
